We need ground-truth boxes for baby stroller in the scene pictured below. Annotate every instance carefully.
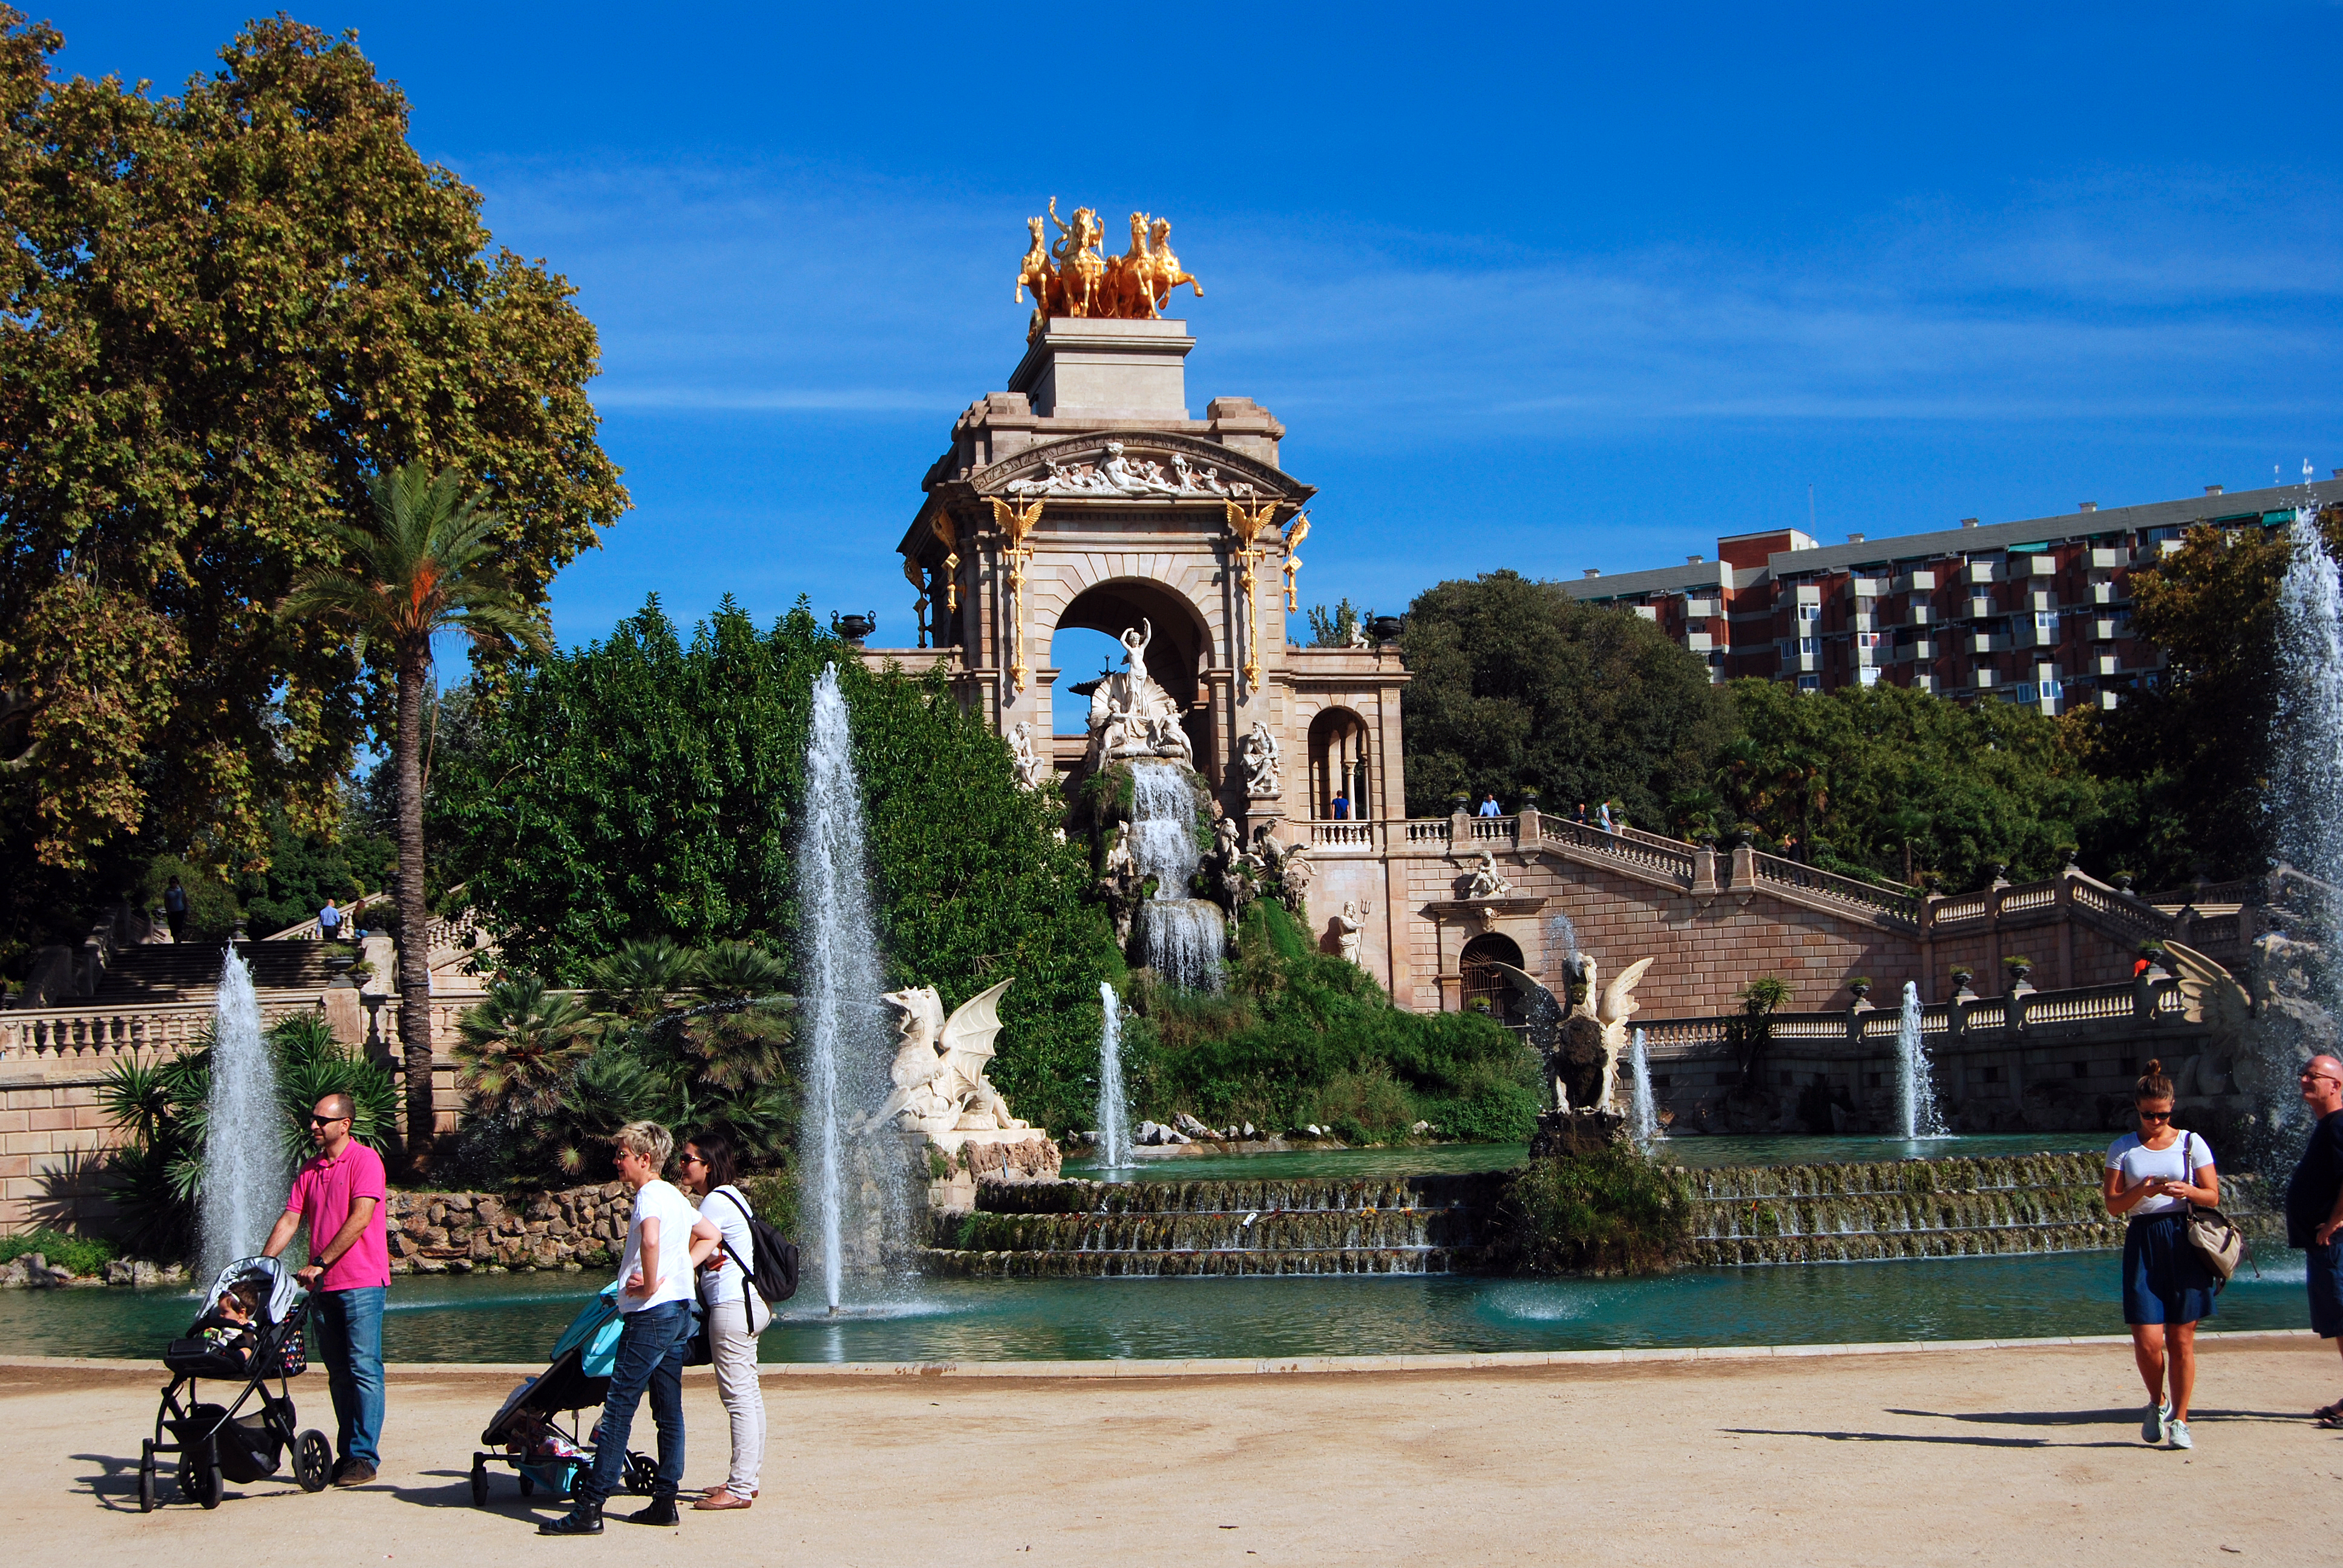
[140,1255,333,1511]
[470,1282,657,1506]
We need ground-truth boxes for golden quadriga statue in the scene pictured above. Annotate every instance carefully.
[1016,199,1202,341]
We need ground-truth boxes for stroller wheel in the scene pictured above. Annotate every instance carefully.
[518,1472,535,1497]
[625,1452,658,1496]
[470,1455,488,1508]
[182,1454,223,1510]
[138,1441,156,1514]
[294,1430,333,1493]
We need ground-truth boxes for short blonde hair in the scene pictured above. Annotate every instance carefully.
[612,1120,673,1172]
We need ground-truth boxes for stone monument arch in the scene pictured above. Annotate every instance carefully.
[1054,578,1214,777]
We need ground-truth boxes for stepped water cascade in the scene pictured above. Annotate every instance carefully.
[1095,983,1131,1169]
[1628,1027,1659,1146]
[798,664,906,1312]
[1127,760,1225,991]
[928,1173,1502,1277]
[1687,1153,2275,1265]
[1896,981,1947,1140]
[199,947,282,1282]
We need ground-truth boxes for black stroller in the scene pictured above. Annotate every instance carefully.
[140,1255,333,1510]
[471,1282,657,1506]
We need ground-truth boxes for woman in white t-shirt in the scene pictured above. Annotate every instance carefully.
[2102,1059,2220,1453]
[679,1132,770,1512]
[541,1121,721,1536]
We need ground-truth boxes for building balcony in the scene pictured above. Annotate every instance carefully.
[1684,631,1714,653]
[1907,604,1935,626]
[2088,580,2128,606]
[1964,561,1997,586]
[1898,569,1937,593]
[1682,598,1720,618]
[2089,547,2127,570]
[2011,555,2057,580]
[1964,596,1996,620]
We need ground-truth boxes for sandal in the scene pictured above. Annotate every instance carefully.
[2316,1402,2343,1428]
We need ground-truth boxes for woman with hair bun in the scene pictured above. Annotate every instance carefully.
[2103,1059,2220,1450]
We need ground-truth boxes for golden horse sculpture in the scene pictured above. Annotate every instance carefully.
[1015,200,1203,339]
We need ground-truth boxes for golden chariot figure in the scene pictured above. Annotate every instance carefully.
[1014,198,1202,340]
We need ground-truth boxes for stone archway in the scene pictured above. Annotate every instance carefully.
[1054,578,1217,780]
[1460,932,1527,1022]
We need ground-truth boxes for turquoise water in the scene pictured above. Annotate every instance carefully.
[1066,1132,2107,1183]
[1,1250,2311,1364]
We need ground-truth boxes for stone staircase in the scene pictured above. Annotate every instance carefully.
[925,1174,1503,1278]
[56,940,339,1009]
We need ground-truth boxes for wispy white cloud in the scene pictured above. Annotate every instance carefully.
[466,153,2343,446]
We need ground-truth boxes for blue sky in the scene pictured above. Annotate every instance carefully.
[44,2,2343,685]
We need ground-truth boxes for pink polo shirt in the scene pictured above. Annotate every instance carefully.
[283,1141,391,1292]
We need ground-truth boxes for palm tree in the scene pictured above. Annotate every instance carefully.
[282,462,548,1172]
[454,976,598,1123]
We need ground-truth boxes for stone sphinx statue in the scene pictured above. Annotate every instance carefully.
[1083,620,1194,769]
[1489,953,1654,1116]
[857,978,1031,1135]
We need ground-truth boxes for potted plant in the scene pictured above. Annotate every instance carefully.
[1847,976,1873,1004]
[1450,790,1472,815]
[2004,953,2035,986]
[1949,965,1977,996]
[2112,869,2138,894]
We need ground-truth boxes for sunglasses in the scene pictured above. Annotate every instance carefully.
[307,1114,350,1126]
[2137,1109,2174,1122]
[681,1153,706,1165]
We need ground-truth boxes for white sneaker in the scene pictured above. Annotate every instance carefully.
[2166,1417,2192,1450]
[2141,1402,2168,1443]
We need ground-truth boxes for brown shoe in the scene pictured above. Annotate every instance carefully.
[692,1488,752,1511]
[333,1460,377,1488]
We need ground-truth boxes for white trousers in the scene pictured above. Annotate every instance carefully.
[704,1295,767,1495]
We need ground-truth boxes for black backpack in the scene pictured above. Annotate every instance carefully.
[715,1187,799,1305]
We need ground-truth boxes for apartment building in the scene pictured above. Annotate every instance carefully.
[1562,477,2343,714]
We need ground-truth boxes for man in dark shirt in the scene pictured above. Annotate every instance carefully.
[2287,1053,2343,1423]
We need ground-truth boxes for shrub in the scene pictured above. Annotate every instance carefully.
[0,1227,117,1274]
[1490,1143,1695,1275]
[1123,901,1539,1143]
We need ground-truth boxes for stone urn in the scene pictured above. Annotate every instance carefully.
[1371,615,1405,642]
[2005,956,2034,989]
[1950,968,1977,998]
[1847,979,1872,1007]
[831,610,876,645]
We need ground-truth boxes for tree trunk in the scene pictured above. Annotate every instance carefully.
[395,645,436,1175]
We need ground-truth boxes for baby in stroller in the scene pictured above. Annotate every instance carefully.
[198,1280,264,1368]
[139,1256,334,1512]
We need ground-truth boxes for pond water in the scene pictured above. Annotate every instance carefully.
[1,1250,2309,1365]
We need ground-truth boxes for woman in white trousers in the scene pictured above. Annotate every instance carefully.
[679,1132,770,1509]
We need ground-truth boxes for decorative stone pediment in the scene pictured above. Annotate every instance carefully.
[968,433,1298,506]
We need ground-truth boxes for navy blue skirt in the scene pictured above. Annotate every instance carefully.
[2122,1212,2217,1325]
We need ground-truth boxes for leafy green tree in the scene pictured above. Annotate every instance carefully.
[0,12,623,891]
[1399,572,1738,821]
[433,598,1117,1134]
[283,462,550,1171]
[2074,511,2343,881]
[1305,599,1367,648]
[1723,680,2106,889]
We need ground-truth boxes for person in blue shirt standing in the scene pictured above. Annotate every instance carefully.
[318,897,344,944]
[1476,793,1501,818]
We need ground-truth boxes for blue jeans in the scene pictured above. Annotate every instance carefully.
[580,1301,689,1506]
[310,1286,385,1468]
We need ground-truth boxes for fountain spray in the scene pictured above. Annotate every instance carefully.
[1896,981,1945,1140]
[200,946,284,1281]
[1096,984,1131,1169]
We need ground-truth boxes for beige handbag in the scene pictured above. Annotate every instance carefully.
[2177,1132,2246,1285]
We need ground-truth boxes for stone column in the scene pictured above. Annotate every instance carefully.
[1692,844,1719,896]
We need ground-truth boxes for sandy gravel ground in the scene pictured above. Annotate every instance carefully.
[4,1339,2339,1566]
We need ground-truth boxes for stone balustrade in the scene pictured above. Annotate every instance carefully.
[0,995,329,1062]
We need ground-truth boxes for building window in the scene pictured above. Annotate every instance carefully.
[1798,636,1818,654]
[1797,674,1820,691]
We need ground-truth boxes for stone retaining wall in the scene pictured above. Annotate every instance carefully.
[385,1183,628,1275]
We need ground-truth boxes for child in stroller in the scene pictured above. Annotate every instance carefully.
[139,1256,336,1511]
[469,1283,659,1508]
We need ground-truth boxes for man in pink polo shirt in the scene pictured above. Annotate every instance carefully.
[264,1091,389,1486]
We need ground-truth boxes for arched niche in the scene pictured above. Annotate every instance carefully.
[1055,577,1215,773]
[1308,706,1372,820]
[1460,932,1526,1022]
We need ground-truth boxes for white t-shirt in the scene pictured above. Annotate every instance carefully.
[2107,1130,2215,1216]
[615,1178,701,1314]
[696,1185,770,1329]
